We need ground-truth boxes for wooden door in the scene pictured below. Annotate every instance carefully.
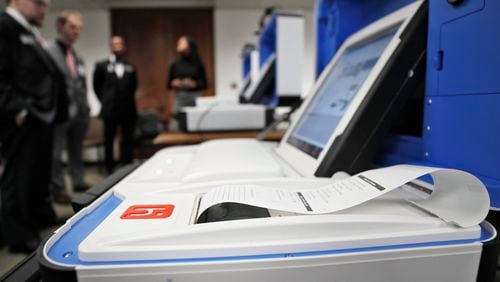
[112,8,215,124]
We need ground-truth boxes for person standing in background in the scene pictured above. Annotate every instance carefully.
[0,0,68,253]
[93,36,137,174]
[167,36,207,115]
[47,10,90,204]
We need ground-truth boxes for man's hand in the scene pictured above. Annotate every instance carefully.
[182,78,197,89]
[15,109,27,126]
[171,79,183,89]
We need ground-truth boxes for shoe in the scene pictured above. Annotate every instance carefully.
[8,238,40,254]
[73,183,90,192]
[53,191,73,205]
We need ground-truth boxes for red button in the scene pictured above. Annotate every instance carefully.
[120,205,175,219]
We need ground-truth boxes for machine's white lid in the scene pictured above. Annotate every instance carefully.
[76,165,489,263]
[182,139,284,183]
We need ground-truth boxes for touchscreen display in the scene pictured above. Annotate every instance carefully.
[287,27,398,158]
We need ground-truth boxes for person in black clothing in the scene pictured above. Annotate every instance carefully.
[0,0,68,254]
[93,36,138,174]
[167,36,208,114]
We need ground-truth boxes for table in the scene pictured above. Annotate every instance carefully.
[152,130,285,146]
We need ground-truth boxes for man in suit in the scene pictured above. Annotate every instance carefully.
[93,36,138,174]
[0,0,67,253]
[46,10,90,204]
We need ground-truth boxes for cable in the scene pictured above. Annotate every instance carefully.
[257,102,302,141]
[195,101,220,141]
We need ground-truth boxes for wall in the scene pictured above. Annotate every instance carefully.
[213,8,261,96]
[214,8,315,98]
[39,5,315,115]
[39,9,111,116]
[303,10,316,97]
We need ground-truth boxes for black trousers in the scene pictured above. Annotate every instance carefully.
[0,115,57,247]
[103,118,136,173]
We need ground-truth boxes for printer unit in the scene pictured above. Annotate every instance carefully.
[178,11,304,132]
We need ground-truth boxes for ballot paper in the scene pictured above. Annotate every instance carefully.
[197,165,490,228]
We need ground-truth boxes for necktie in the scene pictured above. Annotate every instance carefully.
[66,50,77,77]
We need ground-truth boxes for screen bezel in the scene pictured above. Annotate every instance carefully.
[286,26,400,158]
[275,1,424,177]
[242,53,276,101]
[237,75,252,99]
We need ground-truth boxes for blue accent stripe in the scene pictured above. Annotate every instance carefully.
[47,194,493,266]
[48,195,122,265]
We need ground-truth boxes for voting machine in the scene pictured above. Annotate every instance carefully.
[28,1,499,281]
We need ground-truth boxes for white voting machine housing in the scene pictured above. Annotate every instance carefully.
[39,2,497,281]
[178,55,276,132]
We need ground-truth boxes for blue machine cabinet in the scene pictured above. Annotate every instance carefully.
[375,0,500,209]
[315,0,500,208]
[315,0,414,77]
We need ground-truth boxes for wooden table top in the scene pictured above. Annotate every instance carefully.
[153,130,285,146]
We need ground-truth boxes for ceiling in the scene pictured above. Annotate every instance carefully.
[48,0,314,10]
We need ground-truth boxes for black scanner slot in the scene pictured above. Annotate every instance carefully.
[197,203,270,224]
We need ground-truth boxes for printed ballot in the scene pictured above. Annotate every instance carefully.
[198,165,490,227]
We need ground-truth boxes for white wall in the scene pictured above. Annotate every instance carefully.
[302,10,316,97]
[214,9,315,98]
[39,9,111,116]
[214,8,262,96]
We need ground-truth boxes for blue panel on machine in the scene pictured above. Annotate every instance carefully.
[315,0,415,77]
[376,0,500,208]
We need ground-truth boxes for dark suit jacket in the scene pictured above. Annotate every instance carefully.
[93,59,138,121]
[46,41,89,120]
[0,12,67,142]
